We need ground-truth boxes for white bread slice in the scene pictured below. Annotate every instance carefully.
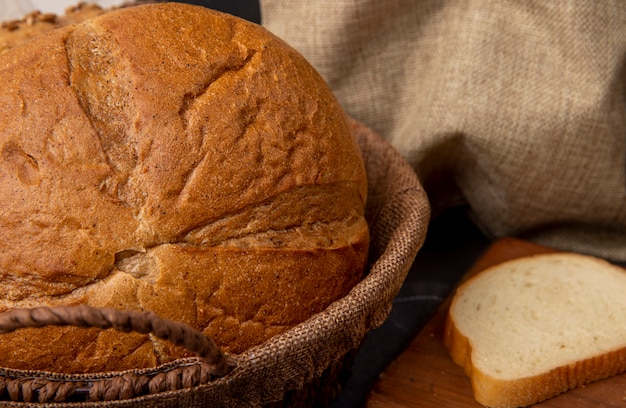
[444,252,626,408]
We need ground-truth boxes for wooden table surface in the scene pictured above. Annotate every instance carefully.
[366,237,626,407]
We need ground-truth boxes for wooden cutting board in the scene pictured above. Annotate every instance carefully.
[366,237,626,407]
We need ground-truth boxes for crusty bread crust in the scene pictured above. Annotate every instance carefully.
[0,3,368,373]
[444,253,626,408]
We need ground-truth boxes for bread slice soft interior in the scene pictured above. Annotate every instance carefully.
[444,252,626,408]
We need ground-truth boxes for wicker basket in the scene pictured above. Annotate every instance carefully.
[0,118,430,407]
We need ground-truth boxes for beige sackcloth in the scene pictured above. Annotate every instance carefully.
[260,0,626,262]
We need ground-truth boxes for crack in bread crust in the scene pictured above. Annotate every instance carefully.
[0,180,366,305]
[0,3,369,373]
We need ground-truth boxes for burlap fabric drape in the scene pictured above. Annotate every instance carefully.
[0,119,430,406]
[261,0,626,262]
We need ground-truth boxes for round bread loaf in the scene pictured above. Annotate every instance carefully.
[0,3,368,373]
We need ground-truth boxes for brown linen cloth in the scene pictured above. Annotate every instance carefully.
[260,0,626,262]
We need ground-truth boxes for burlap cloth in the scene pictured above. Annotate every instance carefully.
[0,119,430,406]
[261,0,626,262]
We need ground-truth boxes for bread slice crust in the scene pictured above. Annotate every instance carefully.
[444,253,626,408]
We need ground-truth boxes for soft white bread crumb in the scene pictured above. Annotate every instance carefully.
[444,253,626,408]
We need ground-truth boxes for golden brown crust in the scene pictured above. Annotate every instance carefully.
[0,3,368,373]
